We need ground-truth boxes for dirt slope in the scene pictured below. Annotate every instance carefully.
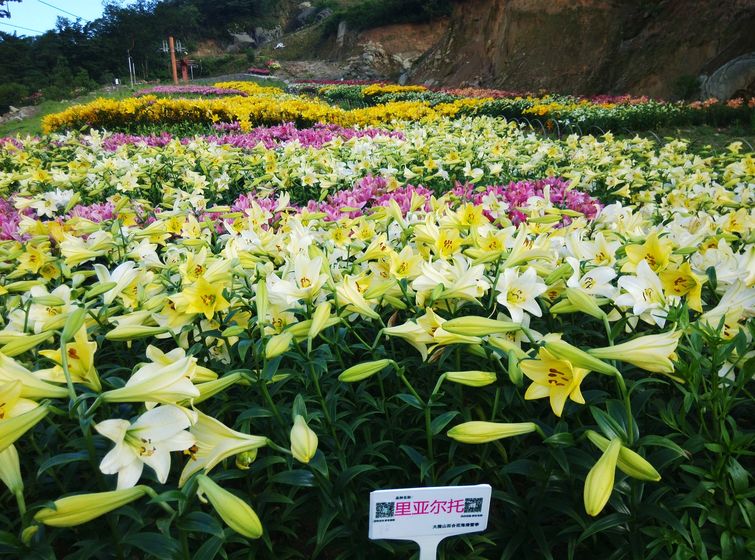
[408,0,755,97]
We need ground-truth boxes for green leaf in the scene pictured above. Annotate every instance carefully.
[177,512,225,537]
[637,435,688,458]
[192,536,224,560]
[237,338,254,362]
[577,513,629,542]
[271,470,315,487]
[399,445,425,469]
[590,406,627,440]
[121,533,181,559]
[728,458,750,494]
[37,451,89,478]
[292,393,308,418]
[430,411,459,435]
[335,465,377,492]
[395,393,422,409]
[543,432,575,447]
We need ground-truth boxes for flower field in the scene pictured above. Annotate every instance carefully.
[0,82,753,559]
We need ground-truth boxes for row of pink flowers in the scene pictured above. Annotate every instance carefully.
[0,198,24,241]
[450,177,602,225]
[293,79,384,86]
[98,123,404,151]
[135,85,247,97]
[231,175,601,226]
[0,176,601,240]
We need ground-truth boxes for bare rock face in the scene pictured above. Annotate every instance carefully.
[409,0,755,97]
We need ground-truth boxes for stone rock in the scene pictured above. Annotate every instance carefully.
[701,52,755,99]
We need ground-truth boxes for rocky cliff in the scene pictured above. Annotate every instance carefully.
[407,0,755,98]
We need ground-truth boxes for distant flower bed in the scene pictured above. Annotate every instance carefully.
[96,122,404,151]
[135,85,247,97]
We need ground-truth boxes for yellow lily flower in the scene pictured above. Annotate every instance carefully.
[622,231,673,273]
[520,348,589,417]
[38,326,101,392]
[659,262,706,312]
[170,277,230,320]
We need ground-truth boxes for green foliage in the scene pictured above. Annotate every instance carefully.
[672,75,701,101]
[324,0,453,32]
[0,82,28,113]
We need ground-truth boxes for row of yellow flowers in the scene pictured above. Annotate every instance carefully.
[42,87,491,132]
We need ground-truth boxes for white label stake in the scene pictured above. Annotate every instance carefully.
[368,484,492,559]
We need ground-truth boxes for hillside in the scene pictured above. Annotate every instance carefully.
[408,0,755,98]
[0,0,754,112]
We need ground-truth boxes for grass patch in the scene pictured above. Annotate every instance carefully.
[0,87,135,137]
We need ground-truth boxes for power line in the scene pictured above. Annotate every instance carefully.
[0,20,44,34]
[36,0,89,21]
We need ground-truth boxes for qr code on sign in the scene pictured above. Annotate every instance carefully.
[464,498,483,513]
[375,502,395,519]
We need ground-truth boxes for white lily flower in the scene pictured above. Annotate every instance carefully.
[566,257,617,298]
[93,262,140,305]
[179,410,267,486]
[102,353,200,404]
[615,259,667,327]
[495,267,546,324]
[96,405,195,489]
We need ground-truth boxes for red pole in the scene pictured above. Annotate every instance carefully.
[169,36,179,85]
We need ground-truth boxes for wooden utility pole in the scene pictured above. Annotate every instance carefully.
[168,36,179,84]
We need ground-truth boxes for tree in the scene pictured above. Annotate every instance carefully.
[0,0,21,19]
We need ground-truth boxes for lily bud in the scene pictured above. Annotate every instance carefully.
[308,301,332,341]
[105,325,170,341]
[255,279,268,326]
[265,332,293,359]
[286,318,340,341]
[441,316,520,337]
[0,444,23,496]
[444,371,497,387]
[338,359,393,382]
[544,262,574,285]
[447,421,537,444]
[0,353,68,399]
[586,431,661,482]
[587,331,681,375]
[550,297,610,315]
[188,373,245,405]
[34,485,150,527]
[544,337,619,376]
[0,404,50,453]
[507,350,523,385]
[235,450,258,470]
[61,307,88,344]
[290,415,318,464]
[564,288,606,320]
[196,475,263,539]
[584,438,621,516]
[84,281,118,300]
[0,331,55,357]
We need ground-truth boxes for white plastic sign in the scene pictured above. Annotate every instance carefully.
[368,484,492,559]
